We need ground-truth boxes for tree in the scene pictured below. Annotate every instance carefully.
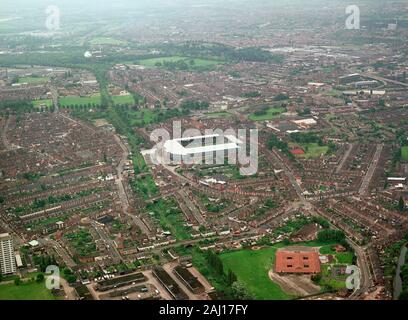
[65,274,77,284]
[398,196,405,212]
[0,271,3,282]
[14,278,22,286]
[400,289,408,300]
[227,269,238,285]
[311,273,322,284]
[231,281,254,300]
[317,229,346,243]
[36,273,45,283]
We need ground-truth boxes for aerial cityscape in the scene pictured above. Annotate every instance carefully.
[0,0,408,305]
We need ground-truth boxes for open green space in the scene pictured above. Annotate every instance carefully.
[137,56,223,71]
[0,279,57,300]
[401,146,408,162]
[203,111,232,119]
[59,94,101,107]
[89,37,128,46]
[127,108,183,127]
[301,143,329,159]
[17,76,49,84]
[112,95,135,106]
[65,229,97,257]
[32,99,53,108]
[130,173,159,199]
[146,198,192,240]
[249,106,286,121]
[220,246,291,300]
[190,164,248,181]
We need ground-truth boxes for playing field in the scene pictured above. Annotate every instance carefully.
[300,143,329,159]
[138,56,222,69]
[18,77,49,84]
[32,99,53,108]
[0,280,56,300]
[112,95,135,106]
[219,246,292,300]
[249,107,286,121]
[59,94,101,107]
[401,146,408,161]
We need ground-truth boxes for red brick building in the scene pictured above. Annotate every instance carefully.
[275,246,321,274]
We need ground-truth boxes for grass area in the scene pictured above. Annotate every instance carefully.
[130,174,158,199]
[249,107,286,121]
[32,99,53,108]
[128,109,156,126]
[65,229,97,257]
[203,111,232,119]
[191,164,248,180]
[220,246,292,300]
[89,37,128,46]
[401,146,408,162]
[137,56,222,71]
[0,279,57,300]
[319,245,337,255]
[146,198,192,240]
[336,252,354,264]
[112,95,135,106]
[300,143,329,159]
[17,76,49,84]
[59,94,101,107]
[193,191,231,213]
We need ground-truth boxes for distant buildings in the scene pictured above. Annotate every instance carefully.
[0,233,16,275]
[275,246,321,274]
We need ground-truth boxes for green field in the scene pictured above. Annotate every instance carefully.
[59,94,101,107]
[17,76,49,84]
[146,198,192,240]
[220,246,292,300]
[138,56,222,70]
[32,99,53,108]
[336,252,354,264]
[89,37,127,46]
[401,146,408,162]
[0,279,56,300]
[128,109,164,126]
[300,143,329,159]
[249,107,286,121]
[112,95,135,106]
[203,111,231,119]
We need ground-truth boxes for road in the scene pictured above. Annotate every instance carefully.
[91,221,123,262]
[336,143,353,174]
[113,134,151,236]
[347,241,373,299]
[309,210,372,299]
[0,117,18,150]
[359,144,383,195]
[51,86,59,112]
[59,277,78,300]
[44,238,77,269]
[270,149,307,203]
